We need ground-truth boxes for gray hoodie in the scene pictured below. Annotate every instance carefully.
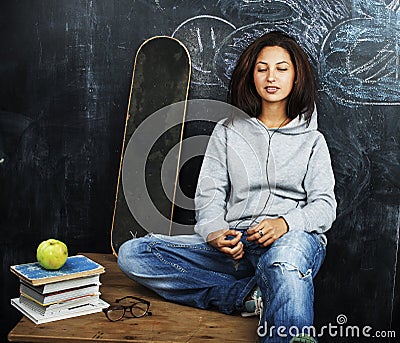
[194,107,337,241]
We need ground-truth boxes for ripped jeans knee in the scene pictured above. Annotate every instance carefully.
[272,261,313,279]
[258,230,326,283]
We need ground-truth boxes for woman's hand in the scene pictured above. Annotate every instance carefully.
[247,217,288,247]
[207,229,244,260]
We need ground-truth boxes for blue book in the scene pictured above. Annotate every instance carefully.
[10,255,105,286]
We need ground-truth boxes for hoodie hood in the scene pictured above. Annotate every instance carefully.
[250,105,318,135]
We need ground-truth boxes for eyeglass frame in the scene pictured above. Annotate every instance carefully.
[103,295,152,322]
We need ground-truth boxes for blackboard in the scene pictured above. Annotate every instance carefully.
[1,1,399,342]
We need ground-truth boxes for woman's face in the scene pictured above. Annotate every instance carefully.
[253,45,295,110]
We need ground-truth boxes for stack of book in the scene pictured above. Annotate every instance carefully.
[10,254,109,324]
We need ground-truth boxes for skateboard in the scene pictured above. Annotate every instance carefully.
[111,36,191,256]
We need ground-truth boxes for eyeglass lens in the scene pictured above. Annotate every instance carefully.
[130,302,149,317]
[106,306,125,321]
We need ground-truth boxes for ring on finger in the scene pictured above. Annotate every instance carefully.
[258,229,264,237]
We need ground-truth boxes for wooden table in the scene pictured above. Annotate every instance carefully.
[8,253,258,342]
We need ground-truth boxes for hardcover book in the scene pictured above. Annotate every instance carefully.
[19,293,101,316]
[11,297,109,324]
[19,274,101,294]
[20,283,100,305]
[10,255,105,286]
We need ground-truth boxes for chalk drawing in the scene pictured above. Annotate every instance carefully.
[387,0,400,12]
[352,0,400,18]
[218,0,298,24]
[320,18,400,106]
[174,0,349,89]
[172,15,236,86]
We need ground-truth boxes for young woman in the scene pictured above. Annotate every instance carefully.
[118,31,336,343]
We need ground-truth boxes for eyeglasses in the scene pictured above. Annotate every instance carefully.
[103,296,152,322]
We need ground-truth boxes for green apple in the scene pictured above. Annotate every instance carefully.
[36,239,68,270]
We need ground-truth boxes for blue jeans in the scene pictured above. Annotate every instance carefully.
[118,229,326,343]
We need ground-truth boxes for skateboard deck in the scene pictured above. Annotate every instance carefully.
[111,36,191,256]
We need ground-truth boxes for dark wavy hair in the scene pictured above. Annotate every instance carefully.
[228,31,316,124]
